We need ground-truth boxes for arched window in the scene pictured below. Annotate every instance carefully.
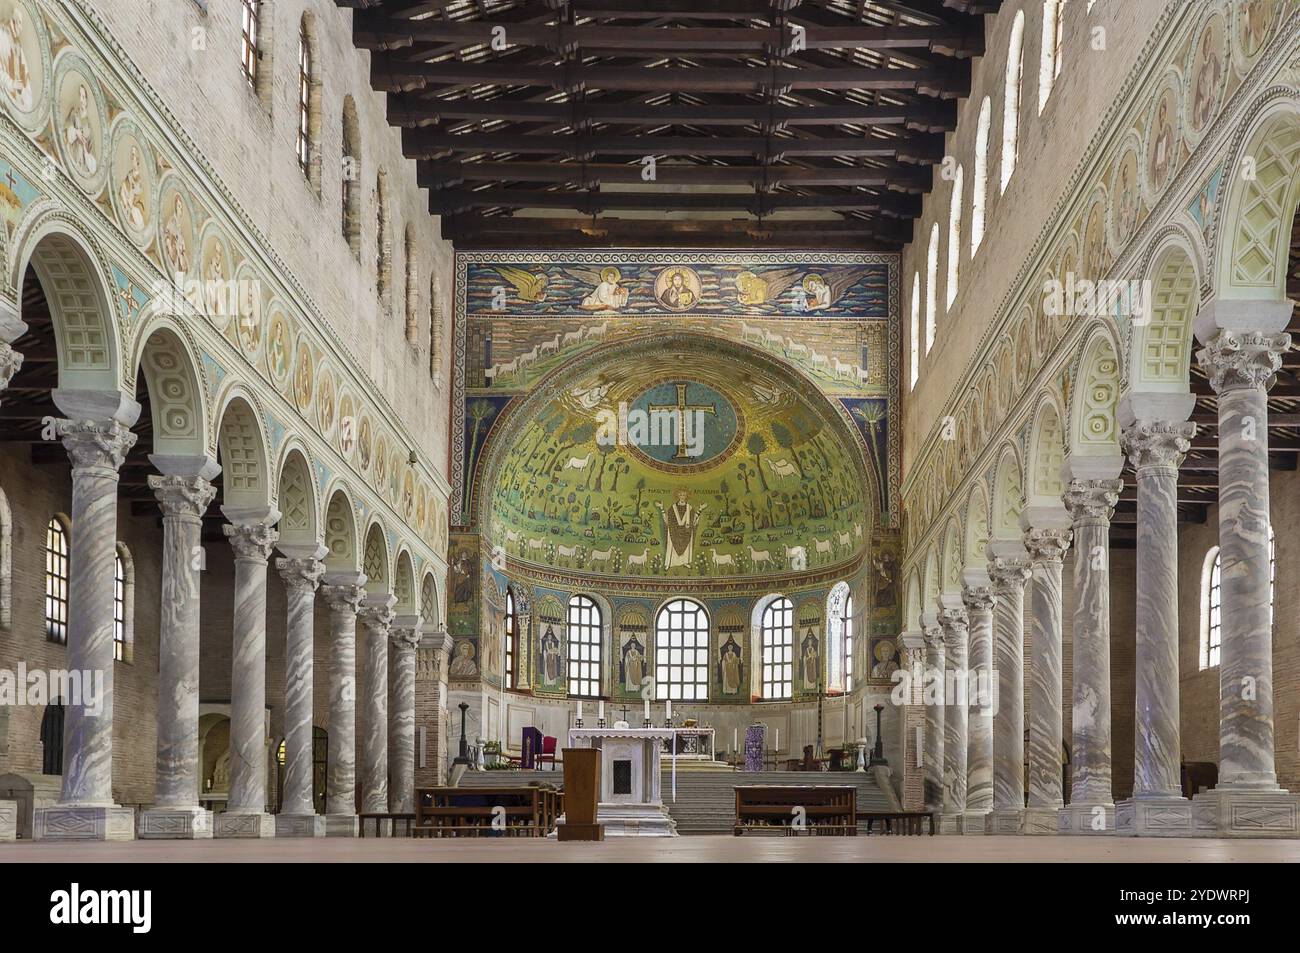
[1001,10,1026,193]
[404,226,420,345]
[909,271,920,389]
[971,96,991,253]
[341,98,361,253]
[655,599,710,701]
[504,588,517,690]
[40,700,64,775]
[295,18,312,178]
[45,517,69,644]
[925,223,939,353]
[114,543,135,664]
[844,594,855,693]
[761,597,794,700]
[567,595,602,698]
[946,164,964,310]
[375,172,392,312]
[1202,530,1277,669]
[1039,0,1065,113]
[429,275,443,384]
[239,0,262,88]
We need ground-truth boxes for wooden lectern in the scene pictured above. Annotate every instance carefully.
[556,747,604,841]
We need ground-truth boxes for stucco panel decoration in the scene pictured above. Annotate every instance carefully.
[451,251,900,527]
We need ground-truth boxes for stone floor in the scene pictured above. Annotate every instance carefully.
[4,836,1300,863]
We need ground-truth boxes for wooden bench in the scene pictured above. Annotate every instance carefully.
[859,811,936,836]
[357,813,416,838]
[733,785,857,836]
[413,786,561,838]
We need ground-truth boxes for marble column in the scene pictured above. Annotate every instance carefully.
[1058,478,1122,835]
[274,546,327,837]
[359,594,397,815]
[138,462,220,839]
[1022,524,1071,834]
[938,604,969,833]
[1192,326,1300,836]
[33,392,139,842]
[921,621,946,815]
[1115,419,1195,836]
[962,583,995,833]
[214,509,280,838]
[389,618,423,814]
[320,573,366,836]
[415,627,455,786]
[985,551,1030,834]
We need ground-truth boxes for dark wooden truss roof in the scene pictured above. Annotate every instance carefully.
[337,0,1001,248]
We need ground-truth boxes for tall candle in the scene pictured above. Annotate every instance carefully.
[775,728,779,751]
[598,701,605,721]
[733,728,738,750]
[644,698,650,720]
[577,701,583,722]
[665,700,672,720]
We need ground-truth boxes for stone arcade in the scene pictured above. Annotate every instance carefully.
[1,0,1300,862]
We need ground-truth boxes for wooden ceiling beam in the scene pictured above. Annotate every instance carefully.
[373,62,966,96]
[440,213,907,248]
[387,98,957,132]
[403,128,945,162]
[419,158,931,189]
[429,187,919,216]
[353,18,983,57]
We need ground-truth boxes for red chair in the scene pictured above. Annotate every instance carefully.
[537,735,558,771]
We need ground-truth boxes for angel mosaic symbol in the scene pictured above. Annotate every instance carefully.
[492,265,549,304]
[797,267,869,312]
[567,265,630,311]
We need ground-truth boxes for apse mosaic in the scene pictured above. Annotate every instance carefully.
[452,250,901,529]
[486,346,870,582]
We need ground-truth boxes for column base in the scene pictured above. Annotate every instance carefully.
[275,813,327,837]
[33,805,135,841]
[961,810,989,834]
[324,814,359,837]
[0,799,17,841]
[214,811,276,839]
[1023,805,1063,835]
[937,813,966,834]
[1191,788,1300,838]
[1114,796,1194,837]
[138,806,213,839]
[985,809,1024,834]
[1057,802,1115,835]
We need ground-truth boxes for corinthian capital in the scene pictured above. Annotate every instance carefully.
[321,583,365,615]
[987,555,1031,591]
[390,625,423,652]
[1121,419,1195,471]
[58,418,137,470]
[149,473,217,520]
[0,342,24,391]
[937,605,968,639]
[1196,329,1291,394]
[1062,478,1122,526]
[277,556,326,593]
[224,520,279,561]
[961,585,996,614]
[1023,526,1072,565]
[921,623,945,650]
[358,598,396,633]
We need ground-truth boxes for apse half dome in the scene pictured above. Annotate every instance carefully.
[483,336,870,582]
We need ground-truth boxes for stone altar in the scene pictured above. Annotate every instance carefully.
[564,727,678,837]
